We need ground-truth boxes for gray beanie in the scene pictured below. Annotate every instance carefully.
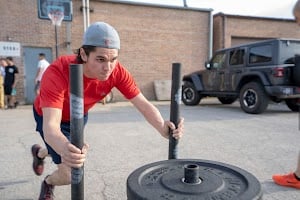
[83,22,120,49]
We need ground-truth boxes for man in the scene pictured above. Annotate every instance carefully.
[272,0,300,189]
[31,22,184,199]
[4,57,18,109]
[34,53,50,96]
[294,0,300,25]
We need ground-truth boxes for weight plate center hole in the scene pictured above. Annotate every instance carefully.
[182,164,202,185]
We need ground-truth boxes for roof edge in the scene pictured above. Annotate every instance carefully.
[97,0,213,12]
[214,12,294,22]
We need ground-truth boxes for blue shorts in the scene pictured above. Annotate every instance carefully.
[33,107,88,164]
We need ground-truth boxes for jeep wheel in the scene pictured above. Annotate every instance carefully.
[239,82,269,114]
[285,99,300,112]
[182,81,201,106]
[218,97,237,104]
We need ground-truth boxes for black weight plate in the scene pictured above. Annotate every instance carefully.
[127,159,262,200]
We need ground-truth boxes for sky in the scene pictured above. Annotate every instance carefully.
[118,0,297,19]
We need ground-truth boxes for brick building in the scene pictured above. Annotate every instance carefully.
[0,0,212,103]
[0,0,298,104]
[213,13,299,52]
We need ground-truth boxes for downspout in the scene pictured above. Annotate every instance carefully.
[86,0,90,27]
[222,14,226,49]
[208,10,213,60]
[183,0,187,7]
[82,0,87,31]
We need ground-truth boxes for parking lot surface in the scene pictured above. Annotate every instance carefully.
[1,98,300,199]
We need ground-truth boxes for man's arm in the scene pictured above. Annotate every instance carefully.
[12,73,18,89]
[42,107,87,168]
[12,67,19,88]
[130,93,183,139]
[35,67,42,83]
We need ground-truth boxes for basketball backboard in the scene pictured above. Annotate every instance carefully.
[37,0,72,21]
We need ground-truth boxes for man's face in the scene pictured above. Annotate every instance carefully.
[294,5,300,25]
[7,60,13,66]
[82,47,118,81]
[0,60,7,67]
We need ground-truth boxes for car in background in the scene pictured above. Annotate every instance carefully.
[182,38,300,114]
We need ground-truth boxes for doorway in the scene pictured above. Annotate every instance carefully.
[23,47,52,104]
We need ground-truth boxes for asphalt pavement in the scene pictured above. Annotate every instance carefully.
[1,98,300,200]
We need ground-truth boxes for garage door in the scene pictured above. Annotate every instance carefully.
[231,37,270,47]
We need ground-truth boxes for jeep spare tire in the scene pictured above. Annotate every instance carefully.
[294,55,300,86]
[239,82,269,114]
[182,81,201,106]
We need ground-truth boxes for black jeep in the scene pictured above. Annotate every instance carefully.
[182,38,300,114]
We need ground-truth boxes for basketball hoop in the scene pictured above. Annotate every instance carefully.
[47,6,64,26]
[47,5,65,59]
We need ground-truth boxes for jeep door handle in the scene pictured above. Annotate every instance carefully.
[218,72,224,74]
[235,70,242,73]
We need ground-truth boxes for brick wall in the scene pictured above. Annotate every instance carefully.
[0,0,211,102]
[5,2,298,103]
[0,0,68,103]
[74,1,212,100]
[213,13,300,52]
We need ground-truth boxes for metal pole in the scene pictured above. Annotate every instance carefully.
[55,25,58,59]
[82,0,87,31]
[168,63,181,159]
[66,22,72,54]
[70,64,84,200]
[86,0,90,27]
[183,0,188,7]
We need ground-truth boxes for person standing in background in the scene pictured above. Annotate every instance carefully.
[0,58,7,109]
[34,53,50,96]
[4,57,19,109]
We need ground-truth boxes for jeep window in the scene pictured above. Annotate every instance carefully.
[211,52,226,69]
[229,49,245,66]
[249,44,272,64]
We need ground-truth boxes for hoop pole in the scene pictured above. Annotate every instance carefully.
[70,64,84,200]
[55,25,58,59]
[168,63,181,159]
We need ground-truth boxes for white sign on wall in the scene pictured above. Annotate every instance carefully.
[0,42,21,57]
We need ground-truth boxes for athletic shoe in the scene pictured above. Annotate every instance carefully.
[39,177,54,200]
[272,172,300,189]
[31,144,45,176]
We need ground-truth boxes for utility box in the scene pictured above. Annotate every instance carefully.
[154,80,171,101]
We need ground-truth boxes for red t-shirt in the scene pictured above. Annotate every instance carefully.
[34,55,140,122]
